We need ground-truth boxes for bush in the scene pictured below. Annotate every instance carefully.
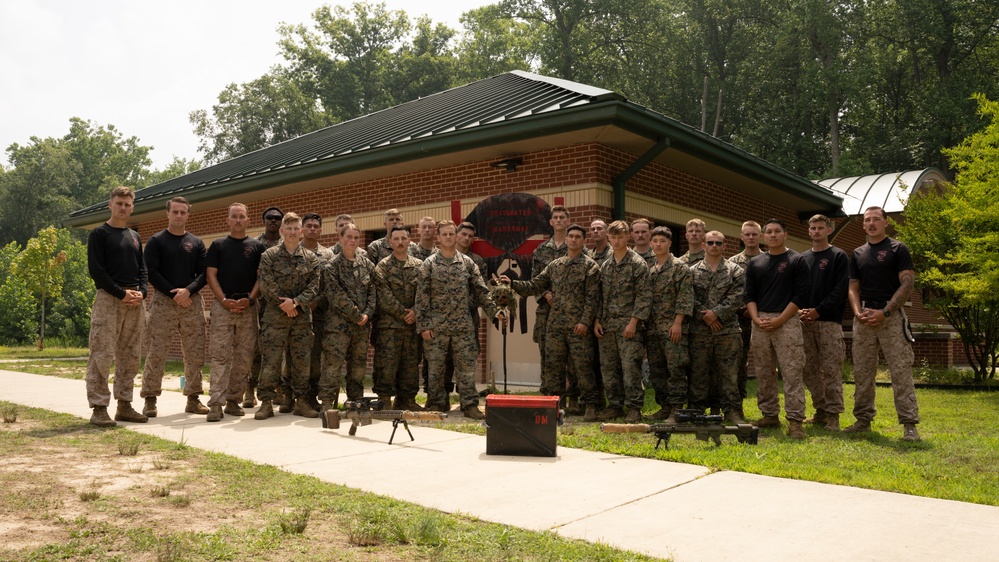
[0,277,38,344]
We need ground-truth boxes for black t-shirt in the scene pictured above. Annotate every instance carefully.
[744,249,810,313]
[87,222,148,299]
[850,237,914,302]
[206,235,265,296]
[801,246,849,322]
[145,229,207,295]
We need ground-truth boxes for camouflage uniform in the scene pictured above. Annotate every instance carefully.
[590,245,612,266]
[367,237,416,266]
[373,254,423,401]
[511,252,601,404]
[728,250,762,399]
[305,244,335,399]
[597,249,652,411]
[257,244,320,401]
[250,233,282,391]
[320,252,377,402]
[416,251,498,411]
[331,242,367,260]
[679,248,706,266]
[646,255,694,409]
[207,299,258,405]
[141,291,206,397]
[688,259,744,414]
[635,247,656,266]
[410,243,437,262]
[531,238,570,397]
[801,245,849,417]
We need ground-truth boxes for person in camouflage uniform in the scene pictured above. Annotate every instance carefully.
[645,227,694,420]
[688,231,746,423]
[246,206,284,408]
[255,212,321,420]
[373,226,423,410]
[631,218,656,265]
[410,216,438,261]
[727,221,764,401]
[301,213,335,412]
[367,208,416,265]
[319,223,377,410]
[594,220,652,423]
[589,219,612,265]
[679,218,707,265]
[416,220,503,420]
[502,225,602,420]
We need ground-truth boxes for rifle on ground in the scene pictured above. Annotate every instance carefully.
[601,409,759,449]
[322,398,447,444]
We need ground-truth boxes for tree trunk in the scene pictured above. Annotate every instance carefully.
[700,76,708,132]
[713,88,723,137]
[38,293,46,350]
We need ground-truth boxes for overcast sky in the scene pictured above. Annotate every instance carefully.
[0,0,493,169]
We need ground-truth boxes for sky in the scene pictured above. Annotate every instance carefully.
[0,0,493,170]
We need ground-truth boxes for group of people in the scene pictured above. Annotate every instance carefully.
[84,187,920,442]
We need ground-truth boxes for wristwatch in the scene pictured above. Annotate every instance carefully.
[882,308,891,318]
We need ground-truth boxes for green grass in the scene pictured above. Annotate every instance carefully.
[0,345,89,359]
[0,405,663,561]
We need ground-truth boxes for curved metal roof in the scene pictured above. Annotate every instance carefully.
[816,168,948,216]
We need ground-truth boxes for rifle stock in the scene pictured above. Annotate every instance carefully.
[601,410,759,449]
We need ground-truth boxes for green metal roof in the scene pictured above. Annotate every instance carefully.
[67,70,841,225]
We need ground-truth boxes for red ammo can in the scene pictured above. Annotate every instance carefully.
[484,395,559,457]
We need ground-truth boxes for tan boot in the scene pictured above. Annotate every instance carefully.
[185,395,209,415]
[566,397,581,415]
[254,399,274,420]
[114,400,148,423]
[649,406,673,420]
[143,396,158,418]
[823,413,840,431]
[206,404,224,422]
[241,386,257,409]
[90,406,116,427]
[598,407,624,422]
[902,423,921,442]
[583,405,598,422]
[292,398,319,418]
[843,419,872,433]
[804,409,827,425]
[278,392,295,413]
[624,409,642,423]
[755,415,782,428]
[224,400,245,416]
[375,395,392,411]
[788,420,806,439]
[724,411,745,425]
[461,405,485,420]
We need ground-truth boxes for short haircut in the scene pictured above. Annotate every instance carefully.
[302,213,322,225]
[551,205,569,217]
[590,219,607,227]
[281,212,301,227]
[808,214,832,227]
[764,218,786,231]
[389,225,410,237]
[419,215,437,225]
[607,220,630,235]
[686,218,706,230]
[457,221,476,234]
[339,222,360,236]
[384,208,402,217]
[110,186,134,200]
[228,202,248,215]
[262,206,283,220]
[436,219,456,232]
[705,230,725,240]
[335,213,353,224]
[566,224,586,236]
[864,206,887,219]
[632,218,653,228]
[166,196,190,211]
[651,226,672,240]
[741,221,761,231]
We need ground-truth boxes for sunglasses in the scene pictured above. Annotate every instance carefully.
[705,241,725,247]
[265,215,283,221]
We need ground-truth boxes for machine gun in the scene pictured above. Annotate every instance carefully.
[601,409,759,449]
[322,397,447,444]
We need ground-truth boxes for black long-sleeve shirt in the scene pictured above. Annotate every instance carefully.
[801,246,849,322]
[744,250,809,313]
[144,229,207,295]
[87,222,148,299]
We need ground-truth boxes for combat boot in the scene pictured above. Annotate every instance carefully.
[902,423,921,442]
[843,419,871,433]
[143,396,158,418]
[319,400,334,414]
[224,400,245,416]
[649,406,673,420]
[278,392,295,414]
[375,395,392,411]
[185,395,209,415]
[114,400,148,423]
[566,397,581,416]
[583,405,598,422]
[804,409,827,425]
[90,406,116,427]
[241,386,257,409]
[597,407,624,422]
[624,409,642,423]
[206,404,224,422]
[823,413,840,431]
[292,398,319,418]
[461,405,485,420]
[663,407,679,425]
[755,415,782,428]
[304,395,321,413]
[254,399,274,420]
[724,411,745,425]
[787,420,806,439]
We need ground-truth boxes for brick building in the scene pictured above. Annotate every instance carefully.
[67,71,849,386]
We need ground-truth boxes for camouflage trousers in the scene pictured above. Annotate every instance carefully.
[801,320,845,415]
[543,325,598,405]
[207,300,258,407]
[647,330,690,408]
[319,321,370,402]
[86,289,145,407]
[424,331,480,410]
[737,314,753,399]
[598,323,645,410]
[752,313,806,421]
[689,331,742,413]
[141,291,206,398]
[258,312,313,401]
[851,312,919,424]
[373,326,420,400]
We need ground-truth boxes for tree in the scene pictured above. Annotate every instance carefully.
[895,95,999,382]
[455,4,534,83]
[0,138,81,246]
[11,227,67,349]
[61,117,152,207]
[0,275,38,345]
[139,156,202,188]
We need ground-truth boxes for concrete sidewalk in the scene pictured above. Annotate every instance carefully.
[3,369,998,561]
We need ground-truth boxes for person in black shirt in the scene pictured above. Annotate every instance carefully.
[845,206,920,441]
[745,218,810,438]
[139,197,209,418]
[205,202,265,421]
[85,186,148,427]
